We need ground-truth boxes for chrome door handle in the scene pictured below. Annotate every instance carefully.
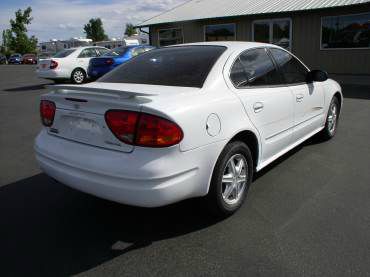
[253,102,264,113]
[296,94,304,102]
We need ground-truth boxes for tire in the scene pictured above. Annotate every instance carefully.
[71,68,86,84]
[206,141,253,217]
[319,97,340,140]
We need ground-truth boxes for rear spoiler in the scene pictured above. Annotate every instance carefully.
[46,84,158,98]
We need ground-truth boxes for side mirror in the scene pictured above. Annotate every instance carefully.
[307,70,328,82]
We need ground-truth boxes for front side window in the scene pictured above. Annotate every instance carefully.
[205,24,236,41]
[230,48,281,88]
[99,46,226,88]
[253,19,292,49]
[321,13,370,49]
[158,28,183,47]
[270,48,308,84]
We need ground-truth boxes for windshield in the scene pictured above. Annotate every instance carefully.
[98,46,226,88]
[11,54,21,58]
[53,49,76,58]
[103,47,131,57]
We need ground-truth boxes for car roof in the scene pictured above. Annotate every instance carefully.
[169,41,282,51]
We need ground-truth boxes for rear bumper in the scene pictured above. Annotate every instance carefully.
[87,66,113,79]
[34,130,224,207]
[37,68,70,79]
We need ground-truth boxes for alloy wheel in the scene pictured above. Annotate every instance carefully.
[221,154,248,205]
[73,70,84,83]
[327,102,338,134]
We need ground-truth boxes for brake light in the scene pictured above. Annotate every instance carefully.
[105,111,139,144]
[105,58,114,65]
[105,110,183,147]
[136,114,183,147]
[50,60,58,69]
[40,100,56,127]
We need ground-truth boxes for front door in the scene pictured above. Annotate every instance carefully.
[269,48,325,141]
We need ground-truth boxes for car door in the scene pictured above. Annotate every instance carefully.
[269,48,325,141]
[228,48,295,164]
[77,48,99,71]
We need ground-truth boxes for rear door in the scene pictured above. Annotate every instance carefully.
[269,48,325,141]
[77,48,99,71]
[228,48,295,163]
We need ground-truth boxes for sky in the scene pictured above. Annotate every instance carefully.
[0,0,186,42]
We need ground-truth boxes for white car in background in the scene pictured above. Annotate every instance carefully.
[37,46,109,84]
[35,42,342,216]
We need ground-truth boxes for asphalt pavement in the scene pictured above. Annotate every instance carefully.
[0,65,370,277]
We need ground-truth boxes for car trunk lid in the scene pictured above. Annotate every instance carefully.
[42,83,159,153]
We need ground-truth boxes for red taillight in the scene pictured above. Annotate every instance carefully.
[136,114,183,147]
[40,100,56,127]
[105,110,183,147]
[105,58,114,65]
[50,60,58,69]
[105,110,139,145]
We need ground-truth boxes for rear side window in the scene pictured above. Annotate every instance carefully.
[230,48,281,88]
[99,46,226,88]
[53,49,76,58]
[96,48,110,56]
[269,48,308,84]
[78,48,98,58]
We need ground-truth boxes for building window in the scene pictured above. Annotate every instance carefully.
[205,24,236,41]
[158,28,183,47]
[253,19,292,49]
[321,12,370,49]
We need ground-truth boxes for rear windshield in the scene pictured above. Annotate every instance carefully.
[103,47,131,57]
[53,49,76,58]
[98,46,226,88]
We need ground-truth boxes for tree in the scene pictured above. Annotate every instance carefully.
[124,23,137,37]
[3,7,38,55]
[84,18,108,42]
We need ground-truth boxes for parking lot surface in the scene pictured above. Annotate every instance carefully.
[0,65,370,277]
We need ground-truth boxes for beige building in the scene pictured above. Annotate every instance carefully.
[137,0,370,76]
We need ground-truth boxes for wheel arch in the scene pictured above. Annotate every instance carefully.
[205,129,260,195]
[333,91,342,114]
[72,67,86,75]
[229,130,259,171]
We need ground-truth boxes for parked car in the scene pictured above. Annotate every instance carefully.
[36,46,110,84]
[0,54,7,64]
[8,53,22,64]
[88,45,156,80]
[22,53,38,64]
[35,42,342,216]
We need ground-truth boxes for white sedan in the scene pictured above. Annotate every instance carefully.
[34,42,342,216]
[37,46,109,84]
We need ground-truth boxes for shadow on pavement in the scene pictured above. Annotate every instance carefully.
[0,174,222,277]
[4,83,50,92]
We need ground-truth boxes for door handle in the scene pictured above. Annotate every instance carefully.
[253,102,264,113]
[296,94,304,102]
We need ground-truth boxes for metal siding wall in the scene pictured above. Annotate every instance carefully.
[292,5,370,74]
[149,4,370,74]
